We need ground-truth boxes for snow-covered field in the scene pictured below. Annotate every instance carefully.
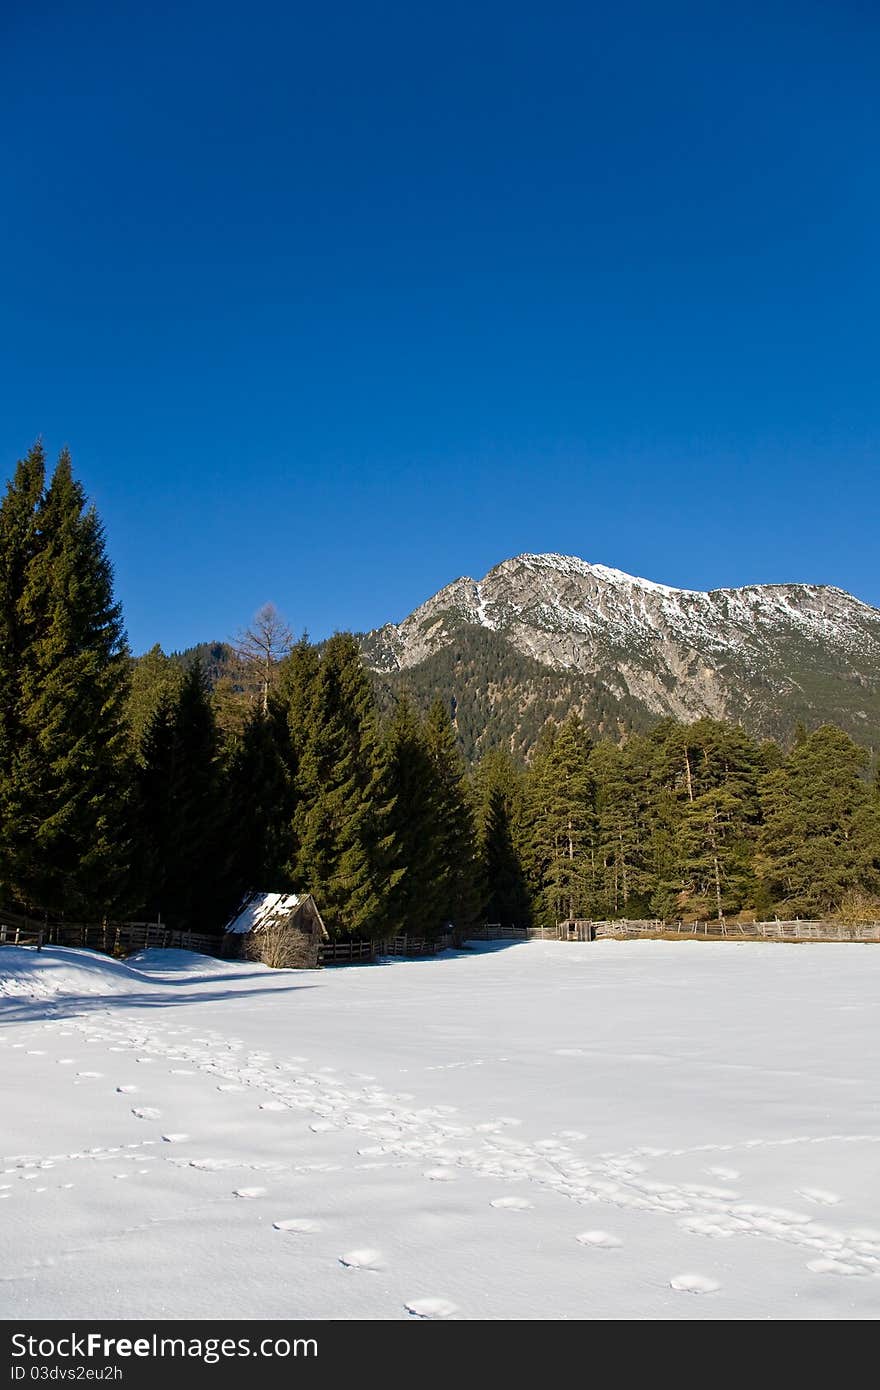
[1,939,879,1320]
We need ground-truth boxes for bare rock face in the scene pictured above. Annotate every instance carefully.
[361,553,880,736]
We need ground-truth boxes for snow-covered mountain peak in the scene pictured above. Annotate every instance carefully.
[360,553,880,737]
[504,552,689,596]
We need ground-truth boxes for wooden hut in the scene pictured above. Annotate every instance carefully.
[224,891,329,968]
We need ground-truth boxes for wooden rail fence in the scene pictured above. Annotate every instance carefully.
[467,918,880,944]
[0,906,456,967]
[378,932,454,957]
[320,940,375,965]
[9,903,875,970]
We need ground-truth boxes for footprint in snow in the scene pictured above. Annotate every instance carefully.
[161,1134,189,1144]
[576,1231,622,1248]
[76,1071,103,1079]
[798,1188,841,1206]
[490,1196,533,1211]
[807,1258,864,1276]
[116,1085,137,1093]
[273,1218,321,1234]
[131,1107,161,1120]
[424,1168,457,1182]
[233,1187,267,1199]
[339,1249,384,1270]
[405,1298,459,1320]
[309,1120,337,1133]
[669,1274,721,1294]
[259,1101,288,1112]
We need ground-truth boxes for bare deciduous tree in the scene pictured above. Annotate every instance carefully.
[244,920,317,969]
[234,602,293,713]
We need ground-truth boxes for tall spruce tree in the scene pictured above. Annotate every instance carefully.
[384,695,445,936]
[473,747,531,926]
[758,725,880,915]
[222,698,296,906]
[674,721,762,919]
[126,644,184,753]
[136,660,228,929]
[291,634,400,937]
[5,449,131,916]
[526,715,596,923]
[590,736,653,918]
[0,442,46,897]
[424,697,483,934]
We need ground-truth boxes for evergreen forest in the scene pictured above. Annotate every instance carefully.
[2,445,879,937]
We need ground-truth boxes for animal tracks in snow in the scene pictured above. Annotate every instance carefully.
[339,1249,384,1270]
[670,1273,721,1294]
[807,1258,863,1276]
[798,1187,841,1207]
[21,1006,879,1303]
[576,1230,622,1248]
[404,1298,459,1320]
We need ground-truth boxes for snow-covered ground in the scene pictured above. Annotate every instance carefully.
[1,939,878,1320]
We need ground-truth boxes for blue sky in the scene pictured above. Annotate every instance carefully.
[2,1,878,652]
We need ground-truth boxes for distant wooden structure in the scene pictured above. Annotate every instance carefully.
[223,891,329,968]
[559,919,596,942]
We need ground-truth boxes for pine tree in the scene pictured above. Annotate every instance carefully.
[424,697,483,934]
[526,715,596,923]
[384,695,445,936]
[0,442,45,895]
[291,634,399,937]
[473,747,531,926]
[222,698,296,905]
[758,725,879,915]
[126,644,184,753]
[277,635,321,762]
[135,660,227,929]
[674,721,761,918]
[590,736,653,918]
[133,691,177,918]
[5,449,132,916]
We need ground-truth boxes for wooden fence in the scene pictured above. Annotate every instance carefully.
[0,905,458,967]
[378,931,454,957]
[320,940,376,965]
[467,918,880,944]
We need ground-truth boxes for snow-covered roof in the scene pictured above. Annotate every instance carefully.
[225,891,305,935]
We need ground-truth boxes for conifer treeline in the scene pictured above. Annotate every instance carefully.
[1,446,879,935]
[488,715,880,924]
